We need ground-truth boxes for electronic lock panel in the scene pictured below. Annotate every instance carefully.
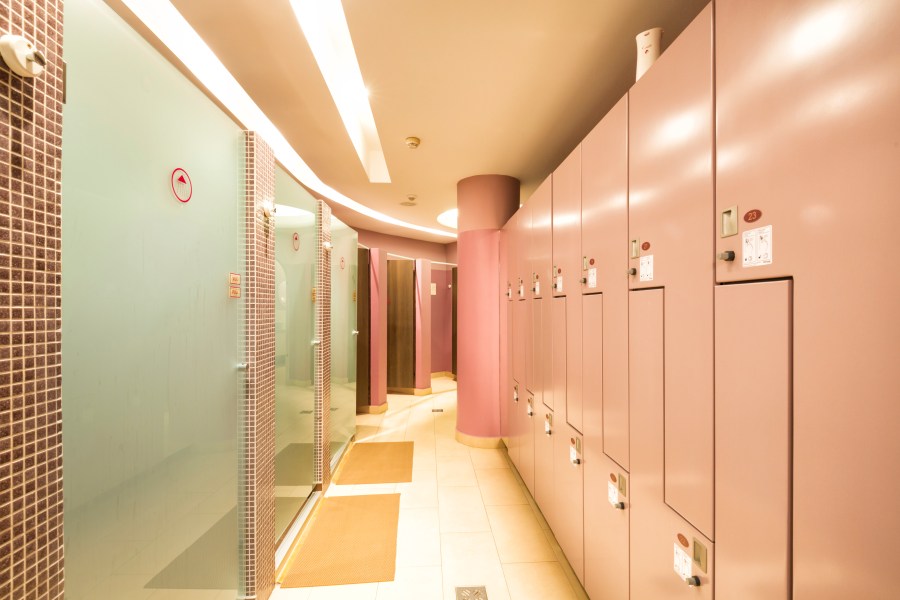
[581,94,629,469]
[628,3,715,539]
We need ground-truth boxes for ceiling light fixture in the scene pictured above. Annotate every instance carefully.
[400,194,417,207]
[118,0,454,239]
[437,208,458,229]
[405,136,420,149]
[289,0,390,183]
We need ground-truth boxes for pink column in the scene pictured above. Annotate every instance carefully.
[368,248,388,409]
[456,175,520,445]
[415,259,433,392]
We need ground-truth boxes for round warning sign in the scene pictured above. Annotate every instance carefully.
[171,168,192,203]
[292,232,300,251]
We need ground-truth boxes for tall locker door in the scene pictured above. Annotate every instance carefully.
[519,390,536,495]
[582,95,629,469]
[630,290,713,599]
[553,146,583,432]
[533,397,555,530]
[531,180,552,411]
[715,281,791,600]
[628,4,715,538]
[554,425,584,584]
[511,299,526,471]
[715,2,900,595]
[499,228,510,442]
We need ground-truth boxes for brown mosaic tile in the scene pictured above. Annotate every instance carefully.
[0,0,64,598]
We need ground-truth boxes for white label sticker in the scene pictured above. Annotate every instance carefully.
[556,275,563,293]
[534,281,540,296]
[569,445,578,463]
[588,268,597,289]
[519,283,524,298]
[742,225,773,268]
[527,401,534,416]
[431,282,437,295]
[544,418,551,434]
[674,544,693,580]
[608,481,619,506]
[507,286,512,299]
[639,255,654,282]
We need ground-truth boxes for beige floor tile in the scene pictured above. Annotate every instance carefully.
[441,532,510,600]
[436,456,477,487]
[270,587,312,600]
[397,479,439,509]
[307,582,379,600]
[375,566,442,600]
[469,448,510,469]
[148,590,232,600]
[475,469,528,506]
[487,505,556,563]
[502,562,577,600]
[396,507,442,567]
[438,487,490,533]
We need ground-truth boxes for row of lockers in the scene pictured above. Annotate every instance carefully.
[499,2,899,599]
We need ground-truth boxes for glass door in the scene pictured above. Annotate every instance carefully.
[329,216,359,464]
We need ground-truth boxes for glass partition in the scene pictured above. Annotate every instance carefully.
[330,216,359,461]
[62,0,242,596]
[273,168,319,542]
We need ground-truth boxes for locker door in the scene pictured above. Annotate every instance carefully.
[519,392,536,495]
[531,179,551,300]
[525,298,536,396]
[584,455,629,600]
[512,300,526,472]
[528,299,542,407]
[533,399,556,531]
[628,4,714,538]
[630,289,713,599]
[715,281,791,599]
[582,95,629,468]
[554,426,584,584]
[552,146,580,299]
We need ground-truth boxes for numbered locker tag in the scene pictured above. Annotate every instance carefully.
[608,481,619,506]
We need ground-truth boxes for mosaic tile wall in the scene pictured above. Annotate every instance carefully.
[241,132,276,600]
[315,200,332,487]
[0,0,65,598]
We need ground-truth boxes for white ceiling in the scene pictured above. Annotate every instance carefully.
[112,0,710,243]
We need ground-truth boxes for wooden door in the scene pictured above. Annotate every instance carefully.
[355,248,371,410]
[387,259,416,390]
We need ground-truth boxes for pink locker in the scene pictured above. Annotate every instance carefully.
[554,424,584,584]
[581,94,629,469]
[715,1,900,595]
[499,226,510,442]
[511,299,526,472]
[533,397,556,531]
[519,390,536,495]
[628,3,714,538]
[630,289,713,599]
[531,179,553,414]
[715,281,791,600]
[552,146,584,432]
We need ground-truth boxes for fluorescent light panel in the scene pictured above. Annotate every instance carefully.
[290,0,390,183]
[119,0,454,238]
[436,208,458,229]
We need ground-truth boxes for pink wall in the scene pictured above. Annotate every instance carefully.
[369,248,388,407]
[357,228,454,264]
[414,259,432,389]
[457,175,521,231]
[445,242,458,265]
[456,229,502,437]
[431,269,453,373]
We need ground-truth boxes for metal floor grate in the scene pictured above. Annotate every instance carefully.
[456,586,488,599]
[432,408,445,413]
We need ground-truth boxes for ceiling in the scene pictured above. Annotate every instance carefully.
[114,0,710,243]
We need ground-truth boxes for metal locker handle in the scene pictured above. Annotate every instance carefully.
[630,239,640,259]
[613,501,625,510]
[627,268,637,276]
[580,277,587,284]
[721,206,738,237]
[685,576,701,587]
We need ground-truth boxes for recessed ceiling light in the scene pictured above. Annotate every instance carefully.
[119,0,455,239]
[290,0,390,183]
[437,208,458,229]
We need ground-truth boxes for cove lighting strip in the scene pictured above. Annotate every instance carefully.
[289,0,390,184]
[120,0,456,239]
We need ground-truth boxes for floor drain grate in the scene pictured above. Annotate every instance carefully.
[456,587,488,600]
[432,408,444,413]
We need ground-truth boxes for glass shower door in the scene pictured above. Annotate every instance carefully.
[329,216,359,463]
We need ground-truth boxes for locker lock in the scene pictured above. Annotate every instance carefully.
[717,250,736,262]
[580,277,587,284]
[627,267,637,276]
[684,576,701,587]
[613,501,625,510]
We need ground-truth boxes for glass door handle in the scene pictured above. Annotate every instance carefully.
[311,339,321,346]
[351,330,359,336]
[236,363,248,370]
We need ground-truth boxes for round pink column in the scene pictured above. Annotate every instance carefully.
[456,175,519,446]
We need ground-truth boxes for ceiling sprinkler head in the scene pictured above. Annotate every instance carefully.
[400,194,417,207]
[405,136,421,149]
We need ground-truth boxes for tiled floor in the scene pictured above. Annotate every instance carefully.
[271,376,588,600]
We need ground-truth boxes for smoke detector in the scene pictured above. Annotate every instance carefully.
[405,136,420,149]
[400,194,417,207]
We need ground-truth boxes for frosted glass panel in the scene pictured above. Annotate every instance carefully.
[273,167,318,541]
[62,0,242,597]
[330,216,358,457]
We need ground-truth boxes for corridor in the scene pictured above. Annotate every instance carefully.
[270,377,586,600]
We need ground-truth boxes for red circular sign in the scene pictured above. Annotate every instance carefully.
[557,268,562,274]
[589,258,595,266]
[743,209,763,223]
[641,241,651,251]
[171,168,192,203]
[292,232,300,251]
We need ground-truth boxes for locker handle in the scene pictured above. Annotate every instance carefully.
[685,576,701,587]
[580,277,587,284]
[613,501,625,510]
[627,268,637,276]
[717,250,736,262]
